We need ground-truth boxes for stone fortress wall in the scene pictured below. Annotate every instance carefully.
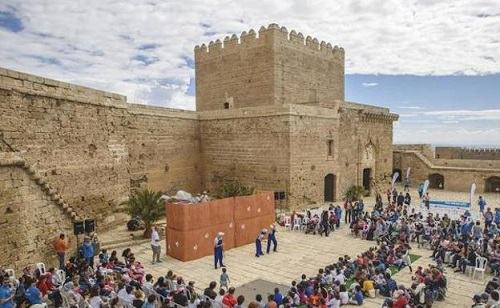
[0,68,201,225]
[0,23,398,270]
[435,146,500,160]
[0,68,202,270]
[393,144,500,193]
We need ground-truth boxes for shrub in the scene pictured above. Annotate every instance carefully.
[344,185,364,201]
[125,189,164,238]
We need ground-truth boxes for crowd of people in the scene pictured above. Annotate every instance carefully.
[1,185,499,307]
[349,187,500,307]
[0,245,198,308]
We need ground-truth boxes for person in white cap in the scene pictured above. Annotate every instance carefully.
[255,229,267,257]
[151,226,162,264]
[214,232,225,269]
[266,224,277,254]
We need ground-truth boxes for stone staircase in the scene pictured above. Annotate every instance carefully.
[0,152,80,222]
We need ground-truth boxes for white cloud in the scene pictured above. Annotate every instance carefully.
[394,127,500,146]
[0,0,499,109]
[362,82,378,87]
[395,108,500,145]
[399,106,423,110]
[417,109,500,121]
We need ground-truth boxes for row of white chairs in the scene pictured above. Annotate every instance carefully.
[283,216,310,231]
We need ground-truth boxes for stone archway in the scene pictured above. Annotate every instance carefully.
[485,176,500,193]
[324,174,336,202]
[429,173,445,189]
[361,141,376,194]
[392,169,402,182]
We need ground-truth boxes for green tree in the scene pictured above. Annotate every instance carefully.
[343,185,365,201]
[125,189,164,238]
[216,178,255,198]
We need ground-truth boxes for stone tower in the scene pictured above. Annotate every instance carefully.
[194,23,345,111]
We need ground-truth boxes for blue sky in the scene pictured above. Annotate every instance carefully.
[346,74,500,146]
[1,0,500,146]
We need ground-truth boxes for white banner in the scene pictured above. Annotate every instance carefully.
[422,179,430,197]
[406,167,411,180]
[391,172,400,191]
[470,183,476,207]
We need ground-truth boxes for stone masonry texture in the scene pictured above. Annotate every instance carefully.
[0,23,399,270]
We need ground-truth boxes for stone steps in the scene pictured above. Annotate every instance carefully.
[0,152,80,222]
[102,238,151,251]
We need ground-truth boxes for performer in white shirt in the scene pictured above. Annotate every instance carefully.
[151,226,162,264]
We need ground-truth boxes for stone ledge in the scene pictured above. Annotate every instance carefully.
[198,103,339,120]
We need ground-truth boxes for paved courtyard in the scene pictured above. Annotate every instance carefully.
[101,186,499,307]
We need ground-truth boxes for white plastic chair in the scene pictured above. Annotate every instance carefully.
[36,262,46,275]
[284,216,292,231]
[301,217,309,231]
[444,251,453,264]
[5,269,15,279]
[56,269,65,284]
[472,256,488,280]
[292,218,301,231]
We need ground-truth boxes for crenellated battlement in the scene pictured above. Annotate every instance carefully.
[435,146,500,160]
[461,147,500,153]
[195,23,345,111]
[194,23,344,61]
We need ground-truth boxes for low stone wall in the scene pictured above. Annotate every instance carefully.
[393,150,500,193]
[436,146,500,160]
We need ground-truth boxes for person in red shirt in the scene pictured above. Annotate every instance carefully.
[392,290,408,308]
[36,274,52,296]
[222,287,237,308]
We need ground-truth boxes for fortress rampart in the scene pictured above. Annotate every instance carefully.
[195,23,345,111]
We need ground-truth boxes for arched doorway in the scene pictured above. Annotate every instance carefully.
[324,174,336,202]
[428,173,445,189]
[363,168,372,191]
[485,176,500,193]
[392,169,402,182]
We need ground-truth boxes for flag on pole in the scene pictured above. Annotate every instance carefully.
[391,172,399,192]
[470,183,476,207]
[406,167,411,180]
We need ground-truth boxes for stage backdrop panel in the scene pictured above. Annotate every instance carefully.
[208,197,235,226]
[166,201,209,231]
[166,192,275,261]
[167,222,235,261]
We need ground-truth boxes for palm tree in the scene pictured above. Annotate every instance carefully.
[125,189,164,238]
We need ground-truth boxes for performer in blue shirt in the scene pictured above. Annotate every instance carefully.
[214,232,225,269]
[255,229,267,257]
[266,224,277,254]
